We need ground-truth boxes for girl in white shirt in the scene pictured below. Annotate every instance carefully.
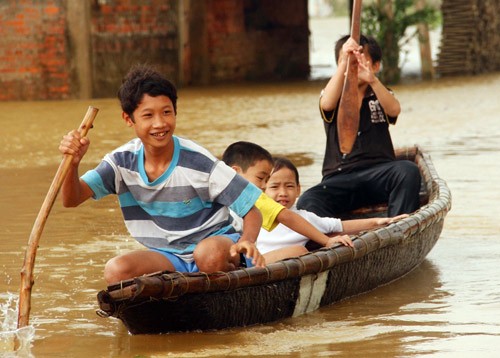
[259,157,408,264]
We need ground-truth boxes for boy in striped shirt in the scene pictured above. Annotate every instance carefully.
[59,64,264,284]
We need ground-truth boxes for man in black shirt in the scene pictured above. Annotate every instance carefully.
[297,35,421,217]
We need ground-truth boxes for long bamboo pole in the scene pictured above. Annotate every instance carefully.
[337,0,362,155]
[17,106,99,328]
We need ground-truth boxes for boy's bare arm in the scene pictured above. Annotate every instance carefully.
[238,206,262,244]
[61,167,94,207]
[340,214,409,235]
[356,52,401,117]
[320,63,346,112]
[369,77,401,117]
[321,38,362,112]
[230,206,265,267]
[59,130,94,207]
[277,209,353,247]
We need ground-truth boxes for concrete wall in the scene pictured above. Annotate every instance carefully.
[0,0,310,101]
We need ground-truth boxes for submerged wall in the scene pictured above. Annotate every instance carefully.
[0,0,309,101]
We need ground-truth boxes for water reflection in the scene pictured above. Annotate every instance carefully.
[103,261,444,357]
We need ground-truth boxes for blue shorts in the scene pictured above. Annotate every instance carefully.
[151,233,254,272]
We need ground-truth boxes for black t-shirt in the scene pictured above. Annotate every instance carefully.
[321,87,397,178]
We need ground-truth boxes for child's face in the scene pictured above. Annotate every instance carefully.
[123,94,176,151]
[264,167,301,209]
[238,159,273,190]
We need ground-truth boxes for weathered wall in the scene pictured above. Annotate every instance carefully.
[90,0,180,98]
[1,0,309,101]
[90,0,310,90]
[0,1,70,100]
[203,0,310,83]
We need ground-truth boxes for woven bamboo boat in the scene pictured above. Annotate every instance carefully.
[96,145,451,335]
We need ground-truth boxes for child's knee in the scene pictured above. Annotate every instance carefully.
[194,237,234,272]
[104,256,131,284]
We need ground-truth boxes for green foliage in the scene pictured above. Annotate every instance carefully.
[361,0,440,83]
[329,0,349,16]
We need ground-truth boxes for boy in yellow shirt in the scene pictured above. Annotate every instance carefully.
[222,141,353,255]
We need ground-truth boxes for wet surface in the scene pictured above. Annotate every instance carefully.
[1,19,500,357]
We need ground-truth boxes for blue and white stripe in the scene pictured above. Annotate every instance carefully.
[81,136,260,255]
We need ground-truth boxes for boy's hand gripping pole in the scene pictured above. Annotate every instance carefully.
[17,106,99,329]
[337,0,362,155]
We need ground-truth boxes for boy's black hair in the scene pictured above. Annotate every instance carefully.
[222,141,273,172]
[272,157,300,185]
[117,64,178,118]
[334,34,382,64]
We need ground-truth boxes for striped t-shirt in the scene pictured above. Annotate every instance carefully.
[81,136,261,259]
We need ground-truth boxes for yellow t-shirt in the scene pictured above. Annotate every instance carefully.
[255,192,285,231]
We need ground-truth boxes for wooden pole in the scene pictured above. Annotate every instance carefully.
[17,106,99,329]
[337,0,362,155]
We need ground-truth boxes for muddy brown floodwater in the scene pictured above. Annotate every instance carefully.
[1,71,500,357]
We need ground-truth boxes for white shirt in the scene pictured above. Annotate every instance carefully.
[256,206,343,254]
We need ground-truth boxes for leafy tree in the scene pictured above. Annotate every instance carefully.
[360,0,440,83]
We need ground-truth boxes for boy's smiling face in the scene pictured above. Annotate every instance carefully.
[123,94,176,152]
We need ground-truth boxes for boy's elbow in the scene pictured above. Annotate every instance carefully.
[320,97,336,112]
[62,194,84,208]
[62,199,79,208]
[394,103,402,116]
[62,181,92,208]
[387,103,401,118]
[390,109,401,118]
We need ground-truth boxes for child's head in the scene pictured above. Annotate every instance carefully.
[334,34,382,65]
[118,64,178,120]
[264,157,301,209]
[222,141,273,190]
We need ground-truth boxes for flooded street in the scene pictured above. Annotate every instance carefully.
[1,71,499,357]
[1,12,500,357]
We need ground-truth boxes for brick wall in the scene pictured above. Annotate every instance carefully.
[0,0,70,100]
[0,0,180,100]
[0,0,310,100]
[205,0,310,82]
[90,0,180,98]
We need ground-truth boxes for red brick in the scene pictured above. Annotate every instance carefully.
[44,6,60,15]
